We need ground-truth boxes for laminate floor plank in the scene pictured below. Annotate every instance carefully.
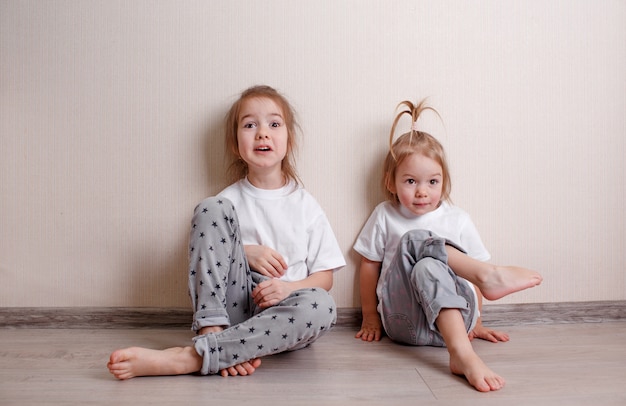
[1,322,625,405]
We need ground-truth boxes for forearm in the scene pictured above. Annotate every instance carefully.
[287,269,334,292]
[355,257,383,341]
[359,258,381,317]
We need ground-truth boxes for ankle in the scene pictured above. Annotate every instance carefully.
[199,325,225,335]
[476,263,498,284]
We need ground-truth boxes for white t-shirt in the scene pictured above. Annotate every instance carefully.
[353,201,489,310]
[219,178,346,282]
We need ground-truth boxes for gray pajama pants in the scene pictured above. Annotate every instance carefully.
[187,197,336,375]
[380,229,477,347]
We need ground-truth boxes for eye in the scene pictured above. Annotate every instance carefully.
[270,121,282,128]
[242,122,256,129]
[406,179,416,185]
[430,179,439,185]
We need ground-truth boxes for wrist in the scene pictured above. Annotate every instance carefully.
[361,307,379,317]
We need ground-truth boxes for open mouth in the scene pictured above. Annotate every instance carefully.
[255,146,272,151]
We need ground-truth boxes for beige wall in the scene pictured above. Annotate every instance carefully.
[1,0,625,309]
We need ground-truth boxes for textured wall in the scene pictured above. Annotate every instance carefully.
[1,0,624,308]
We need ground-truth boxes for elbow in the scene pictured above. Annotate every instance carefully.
[321,270,334,291]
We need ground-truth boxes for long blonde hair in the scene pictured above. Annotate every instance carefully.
[224,85,301,185]
[382,99,452,204]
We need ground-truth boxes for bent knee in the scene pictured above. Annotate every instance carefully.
[413,257,450,282]
[289,288,337,325]
[194,197,234,216]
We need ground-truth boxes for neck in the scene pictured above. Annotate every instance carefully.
[247,170,286,190]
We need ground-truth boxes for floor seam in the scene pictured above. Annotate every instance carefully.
[415,367,438,400]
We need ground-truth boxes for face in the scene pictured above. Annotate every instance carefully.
[391,153,444,216]
[236,97,289,178]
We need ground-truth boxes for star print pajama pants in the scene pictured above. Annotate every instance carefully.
[379,229,478,347]
[187,197,336,375]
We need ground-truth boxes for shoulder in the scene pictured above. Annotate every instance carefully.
[372,200,398,217]
[360,201,399,232]
[218,180,244,198]
[291,184,324,211]
[439,202,473,221]
[376,201,408,225]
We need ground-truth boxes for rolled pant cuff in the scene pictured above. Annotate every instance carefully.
[192,333,219,375]
[191,312,230,333]
[424,296,471,331]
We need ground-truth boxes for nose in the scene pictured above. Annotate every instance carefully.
[415,185,427,197]
[256,126,270,139]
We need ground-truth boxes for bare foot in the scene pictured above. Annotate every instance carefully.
[449,350,505,392]
[219,358,262,377]
[196,326,263,377]
[107,346,202,380]
[479,266,543,301]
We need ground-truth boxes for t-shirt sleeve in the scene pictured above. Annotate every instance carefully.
[353,207,385,262]
[306,211,346,274]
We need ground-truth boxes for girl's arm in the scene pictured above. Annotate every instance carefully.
[252,270,333,308]
[355,256,383,342]
[287,269,333,291]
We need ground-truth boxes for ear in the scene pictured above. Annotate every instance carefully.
[384,173,396,194]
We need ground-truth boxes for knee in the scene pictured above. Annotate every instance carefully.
[401,229,437,243]
[289,288,337,326]
[398,230,448,261]
[191,197,237,228]
[311,288,336,311]
[413,257,449,284]
[194,197,235,217]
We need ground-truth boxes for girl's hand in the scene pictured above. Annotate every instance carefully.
[468,319,510,343]
[355,314,383,342]
[252,278,294,308]
[244,245,288,278]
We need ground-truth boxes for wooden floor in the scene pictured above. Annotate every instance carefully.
[1,322,625,405]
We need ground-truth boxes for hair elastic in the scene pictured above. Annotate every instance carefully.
[411,121,420,132]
